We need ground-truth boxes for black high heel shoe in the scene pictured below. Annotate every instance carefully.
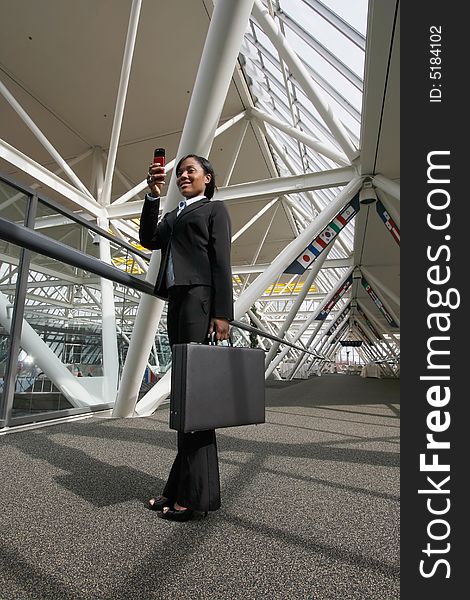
[161,505,209,521]
[147,496,171,512]
[161,506,195,522]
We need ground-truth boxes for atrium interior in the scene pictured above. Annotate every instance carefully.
[0,0,399,427]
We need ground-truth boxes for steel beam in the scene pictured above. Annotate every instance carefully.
[117,0,257,418]
[101,0,143,207]
[252,0,358,161]
[0,139,104,217]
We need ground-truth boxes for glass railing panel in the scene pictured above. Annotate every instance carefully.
[0,184,29,418]
[0,172,169,424]
[11,249,170,418]
[12,344,74,418]
[34,198,147,273]
[11,250,107,419]
[0,180,29,222]
[114,281,171,399]
[34,198,104,259]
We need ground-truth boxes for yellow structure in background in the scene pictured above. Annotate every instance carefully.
[232,274,317,296]
[112,253,145,275]
[263,281,318,295]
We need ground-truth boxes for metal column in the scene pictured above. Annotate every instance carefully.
[114,0,256,418]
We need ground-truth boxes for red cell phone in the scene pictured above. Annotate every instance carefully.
[153,147,166,167]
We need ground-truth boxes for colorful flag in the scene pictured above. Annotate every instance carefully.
[329,320,349,344]
[353,320,373,346]
[316,274,352,321]
[284,194,360,274]
[325,303,350,336]
[356,303,381,340]
[376,199,400,245]
[361,277,398,328]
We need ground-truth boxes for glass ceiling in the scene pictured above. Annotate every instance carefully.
[238,0,368,310]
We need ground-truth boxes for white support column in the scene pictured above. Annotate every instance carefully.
[0,139,104,217]
[359,301,400,357]
[250,107,349,166]
[0,80,94,199]
[101,0,142,206]
[223,119,250,186]
[234,177,362,318]
[232,197,280,242]
[97,218,120,404]
[252,0,358,162]
[0,148,93,212]
[314,303,350,356]
[262,127,351,256]
[110,112,246,207]
[105,165,356,219]
[214,163,357,206]
[372,174,400,202]
[90,150,119,401]
[116,0,256,418]
[264,245,330,367]
[91,147,105,199]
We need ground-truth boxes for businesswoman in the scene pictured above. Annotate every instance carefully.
[139,153,233,521]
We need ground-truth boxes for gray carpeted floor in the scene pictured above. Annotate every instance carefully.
[0,374,399,600]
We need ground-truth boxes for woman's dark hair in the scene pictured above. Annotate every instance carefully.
[175,154,216,199]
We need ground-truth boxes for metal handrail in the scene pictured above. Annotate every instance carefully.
[230,319,323,358]
[0,216,154,295]
[0,170,320,360]
[0,171,150,261]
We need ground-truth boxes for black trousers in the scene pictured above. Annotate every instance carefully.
[162,285,221,512]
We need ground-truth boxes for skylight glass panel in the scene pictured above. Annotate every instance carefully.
[280,0,365,77]
[314,0,368,36]
[294,83,360,141]
[251,23,279,58]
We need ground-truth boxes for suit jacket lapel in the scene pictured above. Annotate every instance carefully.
[174,197,210,224]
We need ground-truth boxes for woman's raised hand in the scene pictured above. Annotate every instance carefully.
[147,162,166,197]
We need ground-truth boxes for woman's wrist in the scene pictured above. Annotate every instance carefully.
[146,192,160,201]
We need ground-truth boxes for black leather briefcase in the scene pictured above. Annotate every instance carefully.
[169,342,265,433]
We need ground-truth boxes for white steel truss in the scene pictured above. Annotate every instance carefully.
[0,0,399,419]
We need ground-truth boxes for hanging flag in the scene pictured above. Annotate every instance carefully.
[330,320,349,344]
[353,320,373,346]
[356,303,381,340]
[325,303,350,336]
[361,277,398,328]
[376,199,400,246]
[316,274,352,321]
[284,194,360,274]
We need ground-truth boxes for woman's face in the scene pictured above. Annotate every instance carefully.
[176,157,211,199]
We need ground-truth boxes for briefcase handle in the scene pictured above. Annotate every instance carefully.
[208,332,233,346]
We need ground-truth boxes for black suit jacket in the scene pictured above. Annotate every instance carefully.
[139,195,233,320]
